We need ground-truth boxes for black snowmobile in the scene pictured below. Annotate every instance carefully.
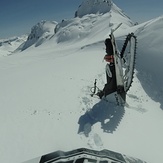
[91,23,137,105]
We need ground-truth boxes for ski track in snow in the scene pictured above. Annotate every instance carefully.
[87,132,104,149]
[78,72,104,149]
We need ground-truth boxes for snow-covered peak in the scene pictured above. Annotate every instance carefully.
[54,4,133,44]
[0,35,27,57]
[75,0,133,25]
[75,0,112,18]
[0,35,27,47]
[28,20,57,40]
[21,20,57,50]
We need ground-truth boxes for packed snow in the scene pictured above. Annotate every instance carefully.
[0,1,163,163]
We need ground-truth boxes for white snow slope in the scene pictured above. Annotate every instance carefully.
[0,1,163,163]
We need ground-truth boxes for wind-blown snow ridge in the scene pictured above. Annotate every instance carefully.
[134,15,163,109]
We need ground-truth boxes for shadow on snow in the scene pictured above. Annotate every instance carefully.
[78,99,125,136]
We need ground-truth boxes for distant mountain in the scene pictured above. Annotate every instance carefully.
[20,20,57,51]
[18,0,133,51]
[0,35,27,57]
[75,0,113,17]
[1,0,134,53]
[75,0,132,23]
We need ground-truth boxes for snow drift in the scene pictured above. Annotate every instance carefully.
[135,16,163,108]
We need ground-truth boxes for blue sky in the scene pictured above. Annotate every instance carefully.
[0,0,163,39]
[114,0,163,23]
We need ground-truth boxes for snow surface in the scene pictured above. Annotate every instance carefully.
[0,1,163,163]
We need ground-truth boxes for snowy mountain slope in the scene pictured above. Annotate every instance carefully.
[1,19,163,163]
[135,16,163,109]
[0,1,163,163]
[0,39,105,163]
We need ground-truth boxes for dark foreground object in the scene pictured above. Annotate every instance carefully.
[24,148,147,163]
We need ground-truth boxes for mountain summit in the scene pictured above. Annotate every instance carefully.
[75,0,112,17]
